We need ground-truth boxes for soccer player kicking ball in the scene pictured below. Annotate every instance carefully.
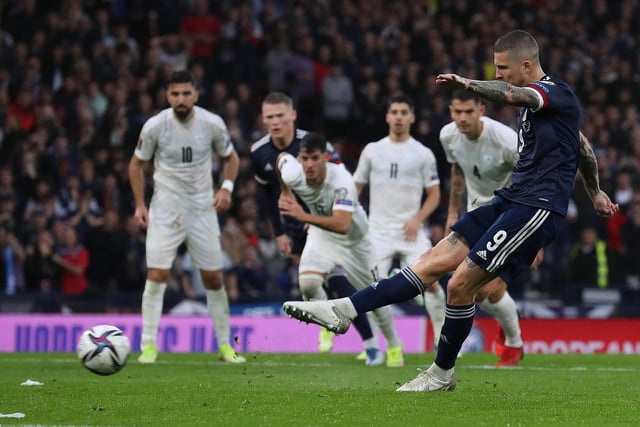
[283,30,618,391]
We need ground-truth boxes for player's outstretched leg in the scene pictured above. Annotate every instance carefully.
[284,266,426,332]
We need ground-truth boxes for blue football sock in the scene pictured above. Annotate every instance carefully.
[435,303,475,369]
[351,266,425,314]
[326,270,373,340]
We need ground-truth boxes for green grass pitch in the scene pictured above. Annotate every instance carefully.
[0,352,638,426]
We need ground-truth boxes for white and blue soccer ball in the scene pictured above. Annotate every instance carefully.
[77,325,130,376]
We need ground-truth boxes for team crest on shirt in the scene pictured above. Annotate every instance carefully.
[522,120,531,133]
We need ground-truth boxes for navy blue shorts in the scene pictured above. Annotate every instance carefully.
[451,195,564,285]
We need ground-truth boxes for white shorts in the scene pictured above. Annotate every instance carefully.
[299,231,377,289]
[369,229,432,278]
[146,206,223,271]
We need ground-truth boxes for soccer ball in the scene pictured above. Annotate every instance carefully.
[77,325,131,375]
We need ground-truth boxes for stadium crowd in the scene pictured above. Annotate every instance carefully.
[0,0,639,314]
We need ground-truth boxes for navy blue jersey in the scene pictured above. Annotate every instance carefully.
[497,75,580,217]
[250,129,340,241]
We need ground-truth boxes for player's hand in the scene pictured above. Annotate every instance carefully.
[134,206,149,229]
[403,217,421,242]
[445,215,458,233]
[214,189,232,212]
[531,248,544,269]
[276,234,292,257]
[278,195,305,221]
[436,73,470,89]
[592,190,619,218]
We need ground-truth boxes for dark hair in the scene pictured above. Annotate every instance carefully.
[387,95,414,112]
[263,91,294,108]
[300,132,327,153]
[166,70,194,87]
[451,90,482,104]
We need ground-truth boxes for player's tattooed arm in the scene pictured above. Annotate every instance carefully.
[465,80,540,109]
[577,131,601,200]
[435,73,539,109]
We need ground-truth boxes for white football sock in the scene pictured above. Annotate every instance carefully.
[333,297,400,348]
[206,288,231,347]
[141,280,166,347]
[424,283,446,343]
[372,305,403,348]
[334,297,358,318]
[477,292,523,348]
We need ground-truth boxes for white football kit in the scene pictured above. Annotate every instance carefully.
[278,154,377,287]
[439,116,518,211]
[353,136,440,277]
[134,106,234,270]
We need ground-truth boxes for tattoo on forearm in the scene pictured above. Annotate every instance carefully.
[467,80,539,108]
[578,134,601,199]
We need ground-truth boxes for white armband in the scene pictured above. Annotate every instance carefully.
[221,179,234,193]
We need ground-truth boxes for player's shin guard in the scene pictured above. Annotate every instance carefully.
[351,266,424,314]
[435,304,475,369]
[299,273,328,301]
[141,280,167,346]
[206,287,231,347]
[326,269,374,341]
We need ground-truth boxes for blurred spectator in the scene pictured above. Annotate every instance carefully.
[0,220,25,295]
[84,208,126,293]
[179,0,220,66]
[22,229,61,312]
[51,224,89,296]
[321,62,354,140]
[265,36,292,92]
[567,226,609,303]
[120,214,146,293]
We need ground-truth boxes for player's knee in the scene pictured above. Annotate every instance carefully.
[475,287,490,303]
[446,276,477,304]
[147,268,170,284]
[326,266,347,281]
[299,273,325,299]
[144,279,167,296]
[201,270,223,290]
[425,281,443,294]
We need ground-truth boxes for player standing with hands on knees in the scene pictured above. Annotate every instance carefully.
[283,30,618,391]
[129,70,245,364]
